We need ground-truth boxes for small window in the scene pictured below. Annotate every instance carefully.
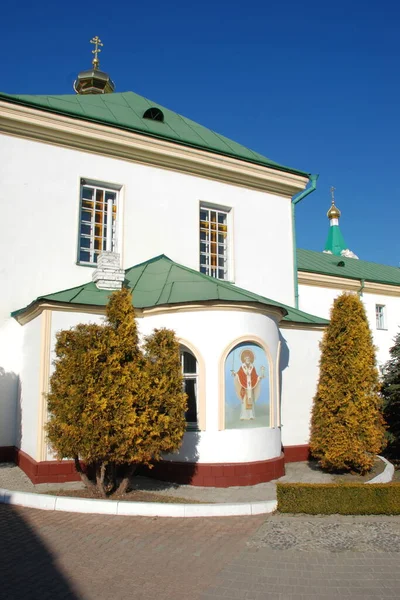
[199,205,230,280]
[181,347,198,428]
[376,305,386,330]
[78,180,120,265]
[143,107,164,122]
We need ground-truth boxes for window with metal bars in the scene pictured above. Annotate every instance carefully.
[78,181,119,265]
[199,206,229,280]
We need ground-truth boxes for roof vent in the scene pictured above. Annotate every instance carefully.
[337,260,345,267]
[143,107,164,122]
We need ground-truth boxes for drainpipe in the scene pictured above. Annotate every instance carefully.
[358,278,365,297]
[292,174,319,309]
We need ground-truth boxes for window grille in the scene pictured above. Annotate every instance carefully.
[78,182,118,265]
[199,206,229,280]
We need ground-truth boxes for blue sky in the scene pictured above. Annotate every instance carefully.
[2,0,399,266]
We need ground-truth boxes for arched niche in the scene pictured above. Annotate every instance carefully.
[219,336,273,430]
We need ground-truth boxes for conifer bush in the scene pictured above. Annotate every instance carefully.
[381,332,400,458]
[46,288,187,497]
[309,292,386,473]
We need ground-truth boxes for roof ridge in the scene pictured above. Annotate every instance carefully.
[298,248,400,270]
[0,91,309,176]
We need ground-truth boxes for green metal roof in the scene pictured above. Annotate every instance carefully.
[12,255,327,325]
[0,90,309,177]
[324,225,348,256]
[298,248,400,286]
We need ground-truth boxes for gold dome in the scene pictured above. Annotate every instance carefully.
[74,36,115,95]
[327,201,341,220]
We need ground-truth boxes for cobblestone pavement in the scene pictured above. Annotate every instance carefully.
[1,506,400,600]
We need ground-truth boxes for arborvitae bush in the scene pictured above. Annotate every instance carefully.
[46,288,187,496]
[381,332,400,458]
[310,292,386,473]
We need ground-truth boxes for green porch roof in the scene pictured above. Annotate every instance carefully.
[298,248,400,286]
[0,90,308,177]
[12,255,327,326]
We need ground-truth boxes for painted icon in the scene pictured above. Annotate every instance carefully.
[225,342,270,429]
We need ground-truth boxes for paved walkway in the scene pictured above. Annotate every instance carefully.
[1,505,399,599]
[0,461,334,502]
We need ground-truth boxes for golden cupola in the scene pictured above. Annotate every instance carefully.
[327,187,341,219]
[73,36,115,95]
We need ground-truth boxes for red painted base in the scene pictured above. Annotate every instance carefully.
[0,448,81,485]
[283,444,310,462]
[141,454,285,487]
[0,446,310,487]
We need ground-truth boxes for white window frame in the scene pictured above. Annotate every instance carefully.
[199,202,233,281]
[78,179,121,266]
[376,304,386,330]
[180,347,199,430]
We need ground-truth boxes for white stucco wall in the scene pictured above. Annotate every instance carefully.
[0,133,295,333]
[18,315,43,458]
[280,326,323,447]
[43,306,282,464]
[299,283,400,366]
[0,319,23,446]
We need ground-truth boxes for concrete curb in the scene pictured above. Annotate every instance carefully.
[366,456,395,484]
[0,487,277,517]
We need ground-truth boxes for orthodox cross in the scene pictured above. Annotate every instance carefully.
[90,36,103,69]
[330,186,336,205]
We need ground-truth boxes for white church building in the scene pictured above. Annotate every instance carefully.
[1,42,399,486]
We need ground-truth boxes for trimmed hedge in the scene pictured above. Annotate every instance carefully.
[277,482,400,515]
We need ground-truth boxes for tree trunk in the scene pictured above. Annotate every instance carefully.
[115,464,138,496]
[107,462,117,494]
[74,456,97,494]
[95,462,107,498]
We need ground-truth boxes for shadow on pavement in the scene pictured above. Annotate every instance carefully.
[0,500,82,600]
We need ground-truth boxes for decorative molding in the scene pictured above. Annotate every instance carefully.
[279,321,327,331]
[178,338,206,432]
[275,340,282,427]
[298,270,400,296]
[14,299,286,326]
[0,100,309,197]
[37,310,52,462]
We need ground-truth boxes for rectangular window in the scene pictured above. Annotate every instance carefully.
[376,304,386,329]
[78,180,119,265]
[199,205,229,280]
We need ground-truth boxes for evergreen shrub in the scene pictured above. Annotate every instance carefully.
[277,482,400,515]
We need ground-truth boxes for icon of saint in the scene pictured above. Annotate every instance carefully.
[231,349,265,420]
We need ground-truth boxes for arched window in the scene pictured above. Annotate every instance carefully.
[180,347,198,427]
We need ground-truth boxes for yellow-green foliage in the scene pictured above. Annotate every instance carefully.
[277,482,400,515]
[310,292,386,473]
[46,288,187,481]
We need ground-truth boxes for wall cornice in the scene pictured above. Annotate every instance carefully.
[13,299,286,326]
[0,100,309,196]
[298,271,400,297]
